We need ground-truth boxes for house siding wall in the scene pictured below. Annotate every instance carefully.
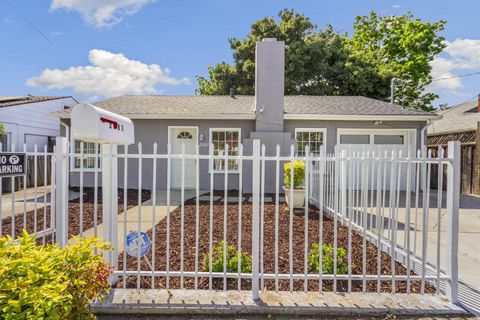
[68,119,255,191]
[66,118,427,193]
[0,98,76,152]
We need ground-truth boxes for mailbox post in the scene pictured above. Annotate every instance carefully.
[71,103,134,268]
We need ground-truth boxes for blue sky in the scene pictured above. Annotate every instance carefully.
[1,0,479,107]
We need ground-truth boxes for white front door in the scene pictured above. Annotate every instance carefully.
[170,127,197,189]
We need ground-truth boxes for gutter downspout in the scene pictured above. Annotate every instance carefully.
[60,121,70,146]
[420,120,431,150]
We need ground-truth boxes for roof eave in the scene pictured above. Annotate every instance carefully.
[284,114,441,121]
[50,112,256,120]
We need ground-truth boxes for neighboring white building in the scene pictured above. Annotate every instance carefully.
[0,95,78,152]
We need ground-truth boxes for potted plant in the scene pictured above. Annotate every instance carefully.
[283,160,305,209]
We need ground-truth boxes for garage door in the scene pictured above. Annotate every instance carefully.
[336,129,416,191]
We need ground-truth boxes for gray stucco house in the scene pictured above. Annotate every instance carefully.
[52,39,438,192]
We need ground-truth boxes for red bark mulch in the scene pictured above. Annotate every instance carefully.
[1,187,150,240]
[117,194,434,293]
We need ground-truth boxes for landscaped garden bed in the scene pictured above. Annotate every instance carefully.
[0,187,151,239]
[117,193,434,293]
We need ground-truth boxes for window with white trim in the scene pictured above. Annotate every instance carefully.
[295,129,325,156]
[177,131,193,139]
[210,129,240,172]
[73,140,100,169]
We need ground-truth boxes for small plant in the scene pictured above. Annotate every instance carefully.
[283,160,305,189]
[308,243,348,275]
[203,241,252,273]
[0,231,112,320]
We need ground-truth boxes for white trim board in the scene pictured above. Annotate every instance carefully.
[285,114,439,121]
[54,113,438,121]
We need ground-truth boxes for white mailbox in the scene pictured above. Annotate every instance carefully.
[70,103,134,268]
[71,103,134,145]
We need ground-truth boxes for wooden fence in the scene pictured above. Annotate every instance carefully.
[428,142,478,195]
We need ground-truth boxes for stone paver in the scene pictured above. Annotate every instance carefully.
[94,289,467,318]
[221,196,247,203]
[199,195,221,202]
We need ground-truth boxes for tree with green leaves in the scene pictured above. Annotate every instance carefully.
[0,123,5,136]
[196,9,446,111]
[348,12,446,110]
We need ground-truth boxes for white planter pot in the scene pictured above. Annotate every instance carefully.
[283,187,305,209]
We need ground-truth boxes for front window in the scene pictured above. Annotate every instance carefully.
[74,140,100,169]
[210,129,240,171]
[295,129,325,156]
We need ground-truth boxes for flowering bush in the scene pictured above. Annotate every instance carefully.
[203,241,252,273]
[0,231,112,320]
[283,160,305,189]
[308,243,348,274]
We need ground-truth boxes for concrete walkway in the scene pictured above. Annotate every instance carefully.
[0,186,79,218]
[70,190,208,251]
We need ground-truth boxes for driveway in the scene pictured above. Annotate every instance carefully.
[348,191,480,315]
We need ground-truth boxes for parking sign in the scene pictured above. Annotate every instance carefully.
[0,153,26,177]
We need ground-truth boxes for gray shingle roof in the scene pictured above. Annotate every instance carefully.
[0,95,74,108]
[283,96,430,116]
[95,95,255,115]
[428,100,480,135]
[50,95,436,119]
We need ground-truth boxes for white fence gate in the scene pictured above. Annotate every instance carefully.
[0,138,461,305]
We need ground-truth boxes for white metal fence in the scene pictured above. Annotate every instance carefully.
[0,138,460,304]
[0,143,56,242]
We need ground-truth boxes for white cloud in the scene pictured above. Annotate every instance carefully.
[50,0,154,28]
[443,39,480,69]
[392,4,401,9]
[428,38,480,91]
[26,49,190,98]
[429,57,463,90]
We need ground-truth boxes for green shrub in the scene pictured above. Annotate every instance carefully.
[308,243,348,274]
[283,160,305,189]
[0,231,112,320]
[203,241,252,273]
